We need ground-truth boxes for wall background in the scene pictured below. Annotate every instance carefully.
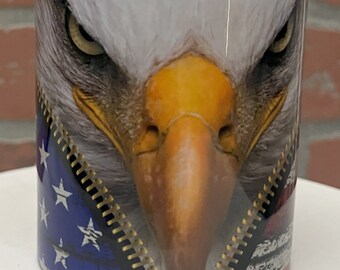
[0,0,339,188]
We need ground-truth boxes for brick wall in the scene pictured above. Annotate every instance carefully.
[300,0,340,188]
[0,0,339,188]
[0,0,36,172]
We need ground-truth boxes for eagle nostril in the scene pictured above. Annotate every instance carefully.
[146,125,160,140]
[134,125,160,155]
[218,125,236,153]
[219,125,233,139]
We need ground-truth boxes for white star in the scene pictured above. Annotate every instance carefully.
[39,140,50,169]
[53,238,69,269]
[39,254,49,270]
[39,198,49,228]
[52,179,73,211]
[78,218,103,251]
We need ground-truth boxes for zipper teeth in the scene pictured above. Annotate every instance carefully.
[38,88,157,270]
[215,126,298,270]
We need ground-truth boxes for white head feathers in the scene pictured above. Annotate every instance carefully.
[68,0,295,84]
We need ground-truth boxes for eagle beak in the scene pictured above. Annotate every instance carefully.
[132,55,239,269]
[72,54,287,269]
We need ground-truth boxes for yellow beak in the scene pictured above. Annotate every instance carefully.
[132,55,239,269]
[72,54,287,270]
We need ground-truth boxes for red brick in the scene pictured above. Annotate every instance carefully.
[0,28,35,120]
[321,0,340,6]
[307,139,340,189]
[301,29,340,121]
[0,142,35,172]
[0,0,34,7]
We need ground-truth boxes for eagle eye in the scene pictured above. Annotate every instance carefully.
[66,12,104,56]
[269,13,294,54]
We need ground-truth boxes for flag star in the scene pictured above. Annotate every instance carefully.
[39,198,49,228]
[39,140,50,169]
[39,254,49,270]
[78,218,103,251]
[54,238,69,269]
[52,179,72,211]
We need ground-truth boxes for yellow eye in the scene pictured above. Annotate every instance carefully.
[67,13,104,56]
[270,15,294,54]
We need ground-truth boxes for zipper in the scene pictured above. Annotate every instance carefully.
[38,87,157,270]
[215,125,298,270]
[38,85,298,270]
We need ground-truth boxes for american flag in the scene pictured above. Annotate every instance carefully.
[36,99,139,270]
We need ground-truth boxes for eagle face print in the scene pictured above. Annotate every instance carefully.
[36,1,306,270]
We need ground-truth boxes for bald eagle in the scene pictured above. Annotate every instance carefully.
[36,0,305,269]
